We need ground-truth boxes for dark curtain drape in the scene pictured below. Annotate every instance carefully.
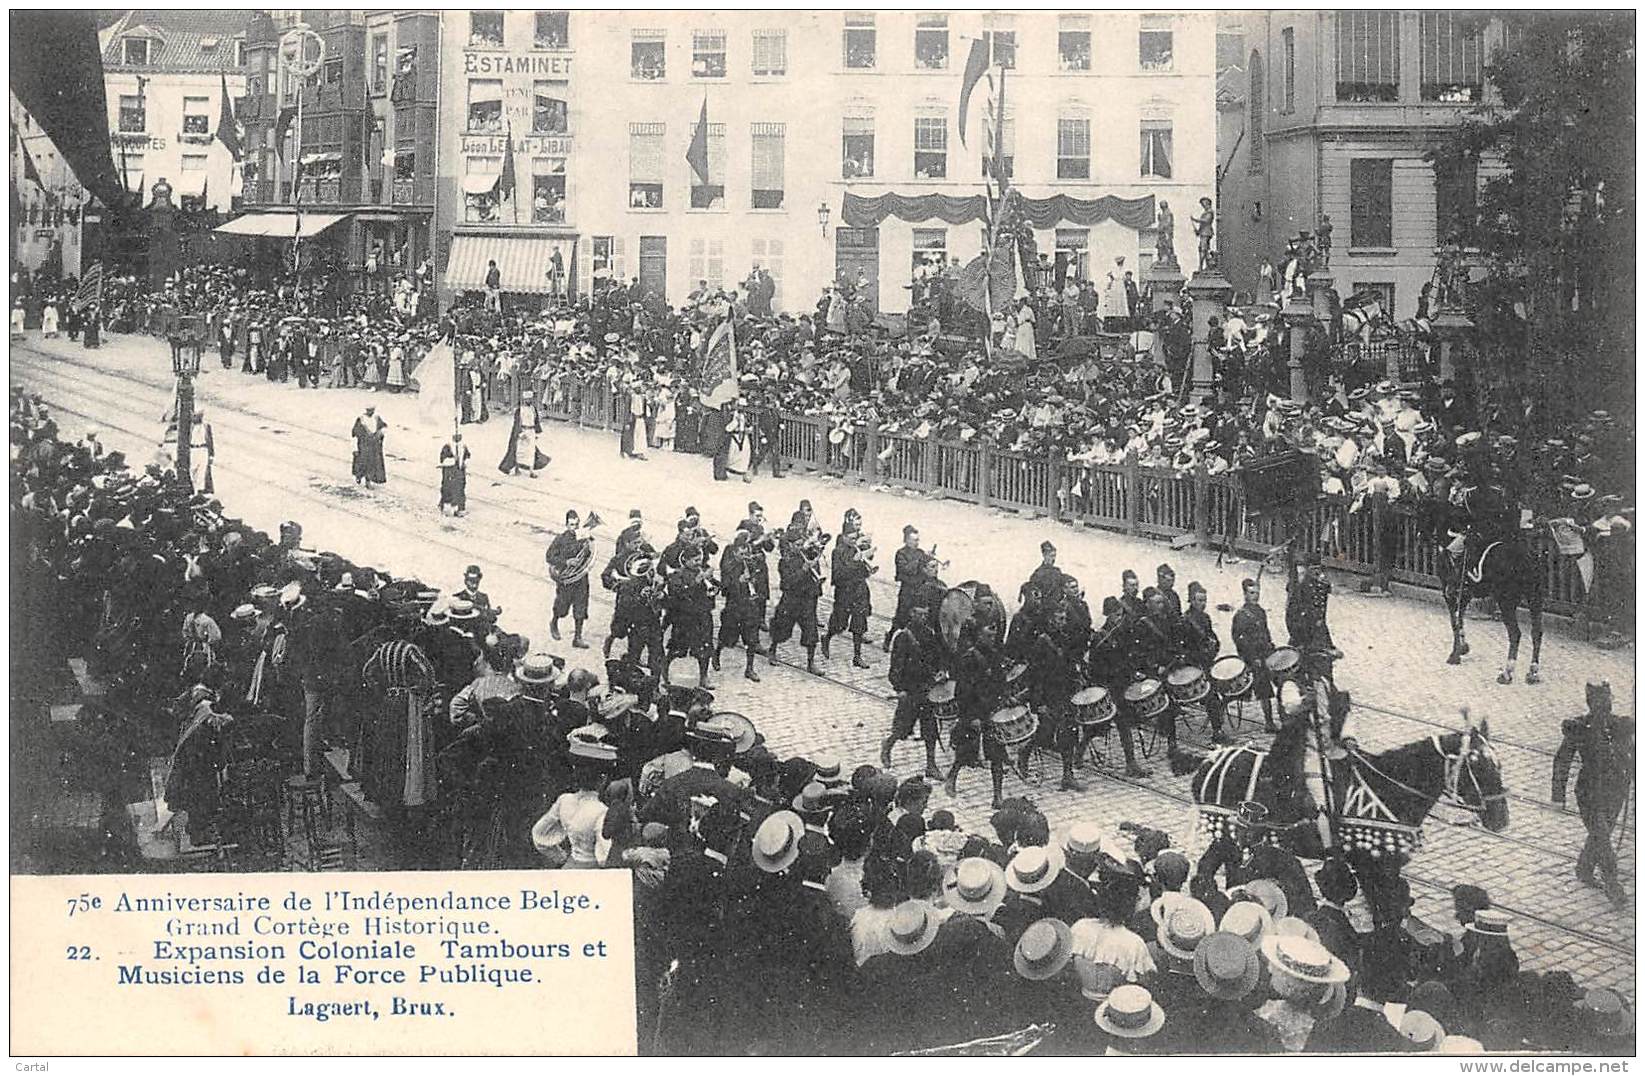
[841,191,1156,231]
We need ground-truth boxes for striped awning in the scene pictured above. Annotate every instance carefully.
[444,234,570,295]
[215,212,349,239]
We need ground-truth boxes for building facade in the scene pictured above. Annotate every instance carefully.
[233,9,438,293]
[1218,10,1513,317]
[99,11,247,214]
[432,10,1217,312]
[10,93,87,280]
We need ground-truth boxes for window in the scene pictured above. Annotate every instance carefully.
[1282,28,1296,111]
[1139,16,1174,72]
[1249,50,1265,171]
[181,153,207,171]
[1420,12,1483,102]
[843,14,876,69]
[1057,114,1091,180]
[535,12,569,49]
[1336,12,1400,102]
[393,45,419,103]
[842,114,875,179]
[466,80,503,133]
[688,122,726,209]
[1434,154,1478,244]
[1055,228,1091,281]
[915,14,949,71]
[469,12,504,49]
[371,34,388,93]
[1349,158,1393,248]
[532,158,567,224]
[533,82,568,134]
[982,111,1014,180]
[632,29,666,80]
[122,37,151,66]
[118,94,146,133]
[751,237,783,306]
[1059,17,1092,72]
[323,57,342,86]
[692,30,727,78]
[628,123,664,207]
[592,236,626,284]
[983,28,1016,69]
[1140,119,1173,179]
[464,155,502,222]
[689,237,725,289]
[394,149,415,181]
[234,40,246,67]
[912,228,947,282]
[121,152,144,194]
[182,96,210,136]
[751,123,785,209]
[914,114,947,179]
[752,29,787,76]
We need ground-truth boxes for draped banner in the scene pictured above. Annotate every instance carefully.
[841,191,1157,232]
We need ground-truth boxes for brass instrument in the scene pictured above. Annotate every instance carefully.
[621,551,668,605]
[549,511,603,584]
[800,532,832,582]
[852,531,879,569]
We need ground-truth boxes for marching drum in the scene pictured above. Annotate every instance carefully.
[1070,685,1116,729]
[1165,665,1210,704]
[1264,646,1302,680]
[987,704,1040,748]
[1002,661,1031,701]
[1123,678,1168,720]
[926,680,959,726]
[1210,656,1253,699]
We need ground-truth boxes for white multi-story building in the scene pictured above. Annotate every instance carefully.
[99,11,247,213]
[434,10,1217,313]
[10,92,87,279]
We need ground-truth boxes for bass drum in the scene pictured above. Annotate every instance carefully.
[938,580,1008,654]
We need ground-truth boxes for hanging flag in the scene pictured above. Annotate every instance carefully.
[957,38,990,147]
[955,242,1016,317]
[699,317,738,409]
[216,71,242,160]
[497,122,517,201]
[74,262,103,311]
[274,104,298,155]
[19,138,42,188]
[685,95,710,185]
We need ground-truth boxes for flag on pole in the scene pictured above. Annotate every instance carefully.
[216,71,242,160]
[685,95,710,186]
[415,337,459,431]
[957,38,990,147]
[954,243,1016,318]
[274,105,298,154]
[699,317,738,409]
[497,122,517,201]
[73,262,104,311]
[19,138,42,188]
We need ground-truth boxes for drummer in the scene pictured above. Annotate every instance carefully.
[881,604,944,780]
[1013,605,1087,793]
[1180,582,1231,745]
[1130,588,1181,758]
[1230,577,1278,732]
[1085,598,1150,778]
[943,621,1010,809]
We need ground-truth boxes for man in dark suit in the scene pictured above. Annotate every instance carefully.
[1553,681,1634,908]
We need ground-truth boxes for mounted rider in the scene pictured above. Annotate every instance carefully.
[1445,448,1522,580]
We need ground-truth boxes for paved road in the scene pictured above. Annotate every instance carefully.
[12,331,1636,992]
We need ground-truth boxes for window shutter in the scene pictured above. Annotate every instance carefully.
[752,123,784,190]
[629,123,664,184]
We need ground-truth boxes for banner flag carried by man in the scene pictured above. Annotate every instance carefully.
[699,317,738,409]
[414,335,458,432]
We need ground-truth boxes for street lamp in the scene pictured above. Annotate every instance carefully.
[817,201,831,237]
[171,317,204,493]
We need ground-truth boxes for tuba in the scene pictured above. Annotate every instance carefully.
[549,512,603,584]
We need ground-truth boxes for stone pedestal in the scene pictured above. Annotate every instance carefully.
[1185,268,1233,405]
[1146,261,1186,369]
[147,199,179,292]
[1431,308,1474,385]
[1306,267,1337,328]
[1283,299,1314,403]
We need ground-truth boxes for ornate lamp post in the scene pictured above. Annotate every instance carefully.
[172,318,203,493]
[817,201,831,237]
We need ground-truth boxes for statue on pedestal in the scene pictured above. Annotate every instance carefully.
[150,176,174,209]
[1316,214,1333,269]
[1154,200,1177,268]
[1191,197,1216,271]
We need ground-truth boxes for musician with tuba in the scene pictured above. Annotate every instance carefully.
[545,508,599,649]
[716,528,765,682]
[823,508,877,669]
[600,543,663,674]
[769,513,826,675]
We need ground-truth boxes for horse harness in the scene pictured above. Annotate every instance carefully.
[1346,733,1503,818]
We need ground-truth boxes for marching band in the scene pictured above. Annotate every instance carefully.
[557,498,1333,811]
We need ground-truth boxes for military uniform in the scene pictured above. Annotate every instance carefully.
[1553,685,1634,905]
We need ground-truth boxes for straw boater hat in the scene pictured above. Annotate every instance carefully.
[1465,908,1512,937]
[1156,900,1216,961]
[883,900,943,956]
[1095,984,1166,1040]
[1005,845,1066,894]
[1399,1009,1447,1051]
[1193,932,1262,1001]
[1013,918,1075,981]
[749,810,805,874]
[1228,878,1289,920]
[1219,900,1273,946]
[514,652,564,687]
[946,857,1008,918]
[1260,934,1351,985]
[1272,916,1320,943]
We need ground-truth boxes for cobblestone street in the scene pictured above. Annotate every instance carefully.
[14,330,1636,992]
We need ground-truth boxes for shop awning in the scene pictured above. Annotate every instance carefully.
[445,234,571,295]
[215,212,350,239]
[461,173,501,195]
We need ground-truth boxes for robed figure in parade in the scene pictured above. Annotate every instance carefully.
[499,388,550,478]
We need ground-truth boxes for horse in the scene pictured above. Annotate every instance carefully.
[1190,721,1509,928]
